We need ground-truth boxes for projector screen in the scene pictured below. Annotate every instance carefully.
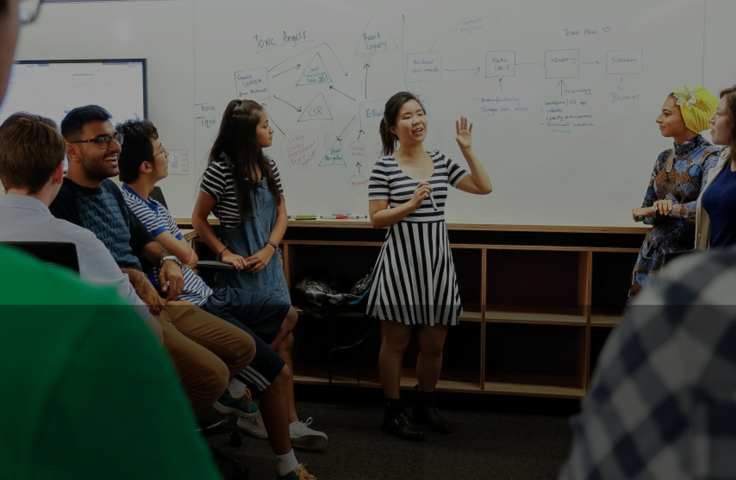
[0,59,147,129]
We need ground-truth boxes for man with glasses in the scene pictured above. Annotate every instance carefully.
[0,2,227,480]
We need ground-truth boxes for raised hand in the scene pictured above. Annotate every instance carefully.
[455,116,473,149]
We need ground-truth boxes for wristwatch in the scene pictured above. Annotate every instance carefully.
[160,255,183,268]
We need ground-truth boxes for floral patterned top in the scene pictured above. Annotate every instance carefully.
[629,134,720,301]
[641,135,720,223]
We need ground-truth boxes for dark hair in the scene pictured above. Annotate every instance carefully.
[379,91,425,155]
[0,0,7,14]
[719,86,736,157]
[0,113,66,194]
[60,105,112,140]
[209,99,281,219]
[116,119,159,183]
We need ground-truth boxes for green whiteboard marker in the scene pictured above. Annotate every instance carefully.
[294,215,317,220]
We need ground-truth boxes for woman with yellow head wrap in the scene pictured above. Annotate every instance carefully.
[628,86,720,301]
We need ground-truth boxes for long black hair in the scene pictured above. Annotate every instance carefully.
[209,99,281,219]
[378,91,425,155]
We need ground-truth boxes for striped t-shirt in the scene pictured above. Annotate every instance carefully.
[368,151,469,222]
[121,185,213,306]
[200,155,284,229]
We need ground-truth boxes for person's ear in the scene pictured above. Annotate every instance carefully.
[51,160,64,185]
[66,143,79,162]
[141,160,153,173]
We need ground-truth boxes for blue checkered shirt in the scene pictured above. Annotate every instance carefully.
[560,247,736,479]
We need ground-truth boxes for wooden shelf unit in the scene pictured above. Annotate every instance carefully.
[184,220,645,399]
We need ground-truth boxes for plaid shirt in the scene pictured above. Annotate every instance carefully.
[560,247,736,480]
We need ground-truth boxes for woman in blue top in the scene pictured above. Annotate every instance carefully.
[696,85,736,250]
[367,92,492,441]
[628,86,719,300]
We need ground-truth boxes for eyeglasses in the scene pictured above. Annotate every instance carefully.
[71,133,124,150]
[19,0,43,25]
[153,145,168,158]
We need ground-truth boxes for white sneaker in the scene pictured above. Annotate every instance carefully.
[289,417,328,450]
[236,410,268,439]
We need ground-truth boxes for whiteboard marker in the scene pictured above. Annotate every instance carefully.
[428,192,438,211]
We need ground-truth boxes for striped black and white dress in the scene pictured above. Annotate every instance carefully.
[366,150,469,326]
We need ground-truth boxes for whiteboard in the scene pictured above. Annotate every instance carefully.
[11,0,730,226]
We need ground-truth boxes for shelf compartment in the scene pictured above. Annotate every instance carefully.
[589,325,615,379]
[486,305,587,325]
[452,247,483,317]
[486,249,586,310]
[485,323,585,396]
[591,251,638,315]
[485,373,585,398]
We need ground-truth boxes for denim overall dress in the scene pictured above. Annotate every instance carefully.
[215,158,290,304]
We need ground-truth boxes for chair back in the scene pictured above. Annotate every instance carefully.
[149,186,168,209]
[1,241,80,272]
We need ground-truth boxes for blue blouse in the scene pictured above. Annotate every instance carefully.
[702,167,736,249]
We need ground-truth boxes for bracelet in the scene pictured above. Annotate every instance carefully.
[218,246,229,259]
[266,240,279,252]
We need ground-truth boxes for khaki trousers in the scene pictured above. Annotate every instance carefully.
[158,301,256,414]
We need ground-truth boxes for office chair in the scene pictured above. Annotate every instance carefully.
[0,241,79,272]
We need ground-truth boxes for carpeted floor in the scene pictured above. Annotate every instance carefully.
[204,386,578,480]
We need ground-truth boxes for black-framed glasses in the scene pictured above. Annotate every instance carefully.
[71,133,124,150]
[19,0,43,25]
[153,145,168,158]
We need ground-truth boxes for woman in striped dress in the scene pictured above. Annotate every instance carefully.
[367,92,492,441]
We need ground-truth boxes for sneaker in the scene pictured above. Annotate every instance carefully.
[276,463,316,480]
[214,387,268,439]
[289,417,328,450]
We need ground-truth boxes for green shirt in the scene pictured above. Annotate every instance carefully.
[0,245,221,480]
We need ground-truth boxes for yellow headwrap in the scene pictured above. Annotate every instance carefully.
[672,85,718,133]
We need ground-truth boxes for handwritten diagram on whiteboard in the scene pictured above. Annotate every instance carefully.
[192,0,705,225]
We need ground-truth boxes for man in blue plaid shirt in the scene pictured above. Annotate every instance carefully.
[560,248,736,479]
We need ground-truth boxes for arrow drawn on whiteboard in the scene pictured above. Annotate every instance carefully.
[430,29,454,52]
[582,60,600,65]
[618,77,625,91]
[329,85,356,101]
[266,43,348,76]
[498,78,503,91]
[444,66,480,74]
[336,116,356,141]
[357,129,365,141]
[356,161,363,174]
[558,79,566,96]
[271,64,301,78]
[364,64,370,99]
[260,103,285,135]
[273,95,302,112]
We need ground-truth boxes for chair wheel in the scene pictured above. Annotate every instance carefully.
[229,431,243,447]
[231,466,249,480]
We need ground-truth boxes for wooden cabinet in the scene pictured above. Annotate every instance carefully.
[277,222,646,399]
[182,218,645,399]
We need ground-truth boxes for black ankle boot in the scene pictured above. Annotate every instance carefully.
[382,398,425,441]
[412,386,452,434]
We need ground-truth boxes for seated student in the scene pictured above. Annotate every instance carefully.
[0,112,256,417]
[0,3,218,477]
[0,245,224,480]
[51,106,318,480]
[116,118,327,453]
[696,85,736,249]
